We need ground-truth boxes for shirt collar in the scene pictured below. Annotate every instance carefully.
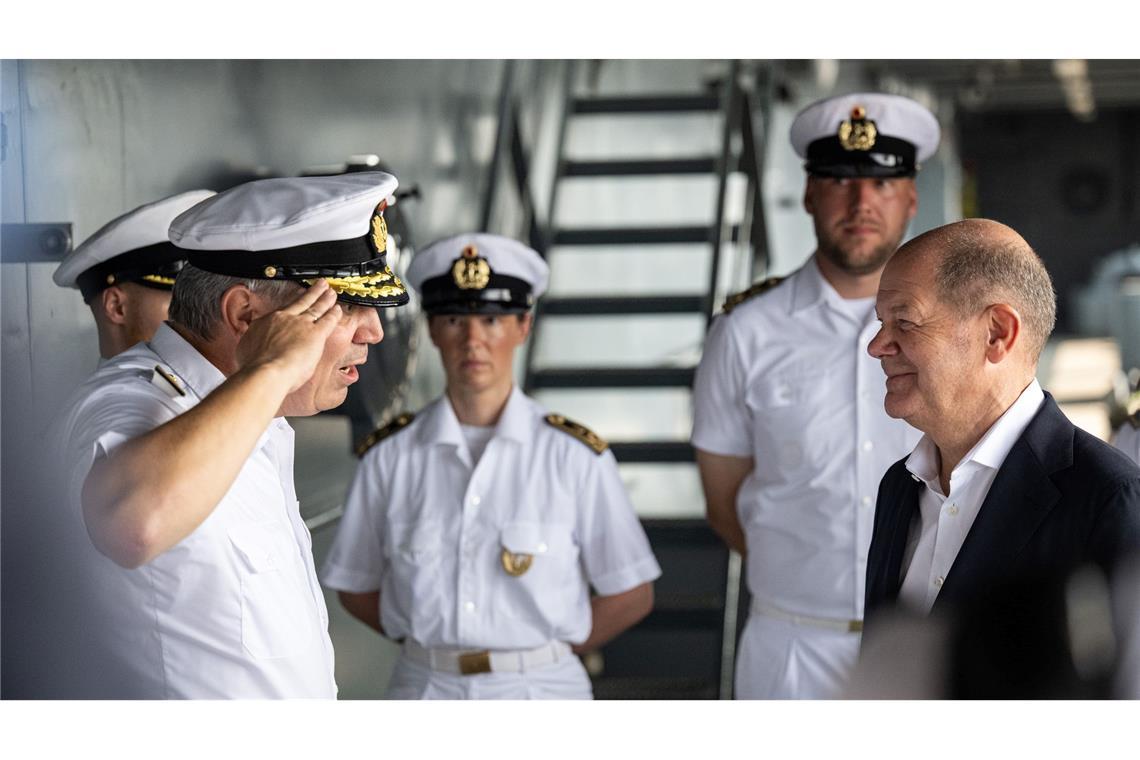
[147,322,227,399]
[789,255,829,315]
[905,378,1046,483]
[417,385,534,448]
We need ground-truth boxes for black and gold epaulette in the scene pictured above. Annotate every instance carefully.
[354,412,415,458]
[544,413,608,455]
[721,276,785,314]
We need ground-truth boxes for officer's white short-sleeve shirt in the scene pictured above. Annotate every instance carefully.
[692,257,922,620]
[53,324,337,698]
[322,386,662,650]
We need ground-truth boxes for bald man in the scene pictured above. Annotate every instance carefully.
[863,219,1140,628]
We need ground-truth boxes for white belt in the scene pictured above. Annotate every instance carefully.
[402,639,572,676]
[751,600,863,633]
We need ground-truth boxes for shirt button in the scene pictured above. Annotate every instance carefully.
[464,601,476,613]
[934,576,945,588]
[862,440,874,452]
[470,495,481,506]
[947,504,960,516]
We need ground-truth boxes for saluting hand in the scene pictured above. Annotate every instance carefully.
[235,279,342,393]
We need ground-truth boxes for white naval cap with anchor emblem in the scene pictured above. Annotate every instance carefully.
[168,172,409,308]
[790,92,941,178]
[53,189,216,303]
[406,232,549,314]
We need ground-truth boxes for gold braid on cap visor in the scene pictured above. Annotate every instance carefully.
[140,274,177,287]
[304,265,407,300]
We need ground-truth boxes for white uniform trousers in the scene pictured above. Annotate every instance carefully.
[735,615,862,699]
[386,651,593,700]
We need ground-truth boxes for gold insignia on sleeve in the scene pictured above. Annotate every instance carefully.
[721,276,785,314]
[838,104,878,152]
[452,245,491,290]
[354,412,415,458]
[500,548,534,577]
[544,413,608,455]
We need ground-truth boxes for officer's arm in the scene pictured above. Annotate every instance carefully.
[572,582,654,655]
[81,282,341,569]
[696,448,753,556]
[338,591,386,635]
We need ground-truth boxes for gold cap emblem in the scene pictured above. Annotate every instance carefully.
[370,203,388,255]
[264,265,277,278]
[452,245,491,290]
[838,105,878,152]
[500,548,533,577]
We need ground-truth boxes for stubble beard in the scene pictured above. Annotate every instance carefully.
[816,229,902,278]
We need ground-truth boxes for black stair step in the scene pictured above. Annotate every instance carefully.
[571,95,721,115]
[610,441,694,463]
[541,295,706,315]
[529,367,696,389]
[562,157,717,177]
[591,676,719,700]
[553,226,711,246]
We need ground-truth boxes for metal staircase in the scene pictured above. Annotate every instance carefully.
[486,60,771,698]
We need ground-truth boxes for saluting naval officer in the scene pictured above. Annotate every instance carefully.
[51,172,408,698]
[691,93,939,699]
[53,190,215,360]
[322,233,661,699]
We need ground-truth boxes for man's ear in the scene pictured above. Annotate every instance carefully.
[984,303,1022,365]
[99,285,129,325]
[218,284,259,338]
[802,177,817,215]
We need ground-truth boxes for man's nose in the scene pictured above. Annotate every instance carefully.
[867,324,894,359]
[849,179,876,210]
[354,306,384,345]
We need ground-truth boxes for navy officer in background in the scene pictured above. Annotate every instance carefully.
[322,233,661,699]
[53,190,215,360]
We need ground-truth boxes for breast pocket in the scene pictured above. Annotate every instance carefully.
[745,373,832,478]
[384,520,446,634]
[228,522,316,660]
[497,521,581,625]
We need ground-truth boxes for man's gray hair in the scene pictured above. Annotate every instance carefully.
[932,227,1057,362]
[169,264,300,340]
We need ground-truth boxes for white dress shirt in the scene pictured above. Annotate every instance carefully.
[53,323,337,698]
[899,379,1046,613]
[692,257,921,698]
[324,386,661,650]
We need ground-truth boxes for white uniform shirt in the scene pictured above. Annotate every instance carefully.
[899,380,1046,613]
[53,323,337,699]
[1113,420,1140,466]
[322,386,662,650]
[692,257,922,620]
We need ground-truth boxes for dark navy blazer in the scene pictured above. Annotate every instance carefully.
[864,392,1140,631]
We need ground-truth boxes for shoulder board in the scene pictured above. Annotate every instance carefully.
[544,413,608,455]
[355,412,415,458]
[721,276,785,314]
[150,364,187,399]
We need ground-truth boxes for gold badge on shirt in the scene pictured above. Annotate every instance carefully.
[500,548,534,577]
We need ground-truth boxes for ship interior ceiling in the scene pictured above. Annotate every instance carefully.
[2,59,1140,700]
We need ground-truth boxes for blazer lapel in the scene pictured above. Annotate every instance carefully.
[935,395,1070,609]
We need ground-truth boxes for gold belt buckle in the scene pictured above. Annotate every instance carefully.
[458,650,492,676]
